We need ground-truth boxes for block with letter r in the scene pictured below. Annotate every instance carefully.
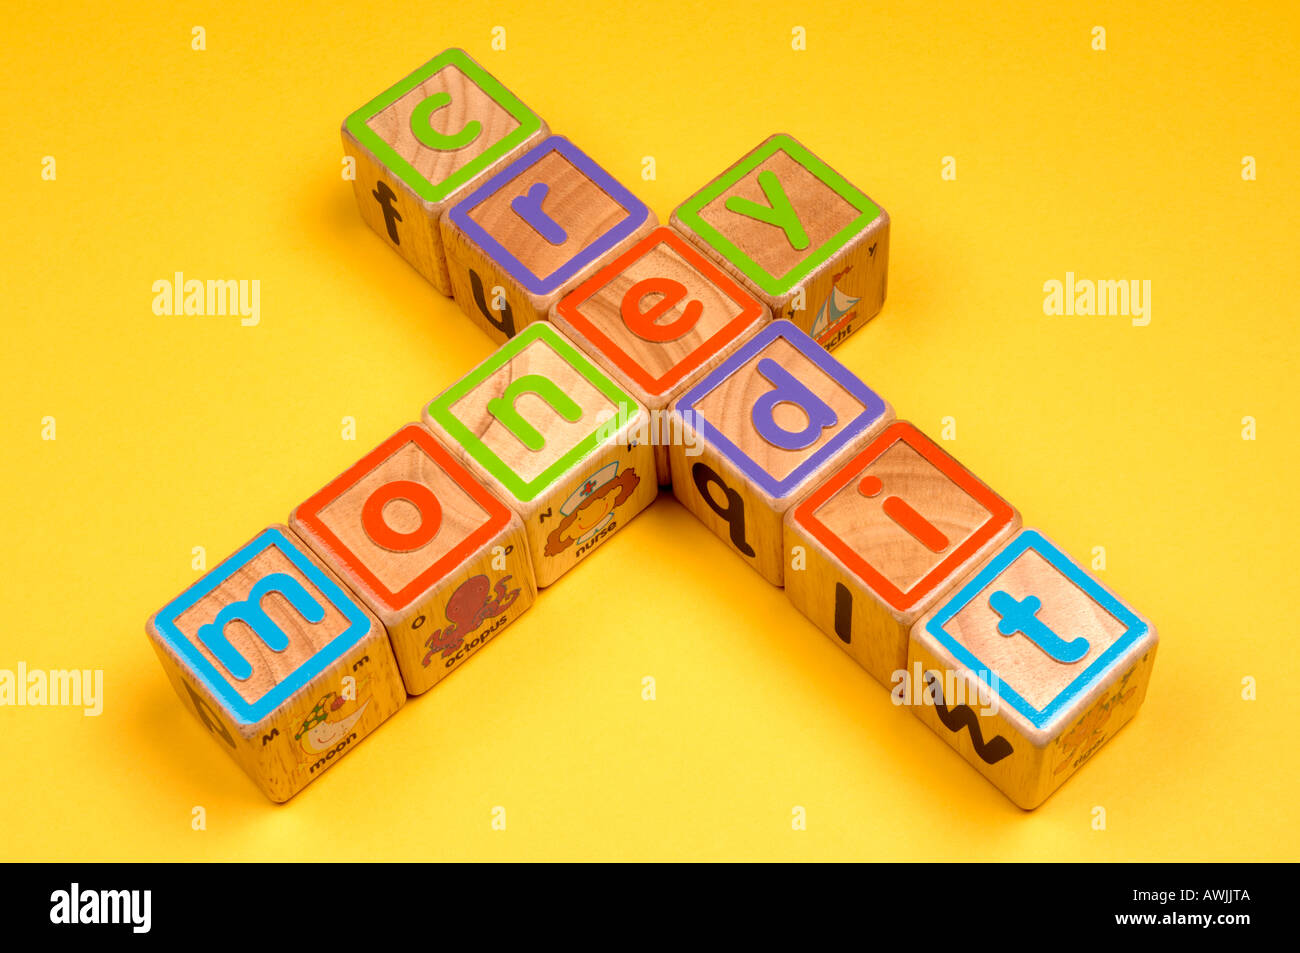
[423,322,659,587]
[668,319,893,585]
[146,526,406,801]
[908,529,1158,809]
[342,47,549,295]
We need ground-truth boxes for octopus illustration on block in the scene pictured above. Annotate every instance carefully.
[421,574,521,666]
[543,461,642,557]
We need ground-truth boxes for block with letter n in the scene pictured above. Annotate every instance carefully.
[146,526,406,801]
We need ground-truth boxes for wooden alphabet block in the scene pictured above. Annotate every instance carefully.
[671,133,889,350]
[907,529,1158,809]
[146,526,406,801]
[784,421,1021,687]
[423,322,659,586]
[668,320,893,585]
[289,423,537,695]
[442,135,656,342]
[551,226,770,483]
[342,48,549,295]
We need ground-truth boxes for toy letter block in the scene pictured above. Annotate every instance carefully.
[785,422,1020,687]
[423,322,659,586]
[146,527,406,801]
[342,48,549,295]
[290,423,537,695]
[671,133,889,351]
[669,320,893,585]
[908,529,1158,809]
[442,136,656,342]
[552,226,771,483]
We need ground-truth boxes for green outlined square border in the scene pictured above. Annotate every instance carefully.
[427,323,638,502]
[675,134,882,296]
[344,48,543,204]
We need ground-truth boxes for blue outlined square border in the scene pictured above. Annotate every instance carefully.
[675,319,889,498]
[924,529,1149,730]
[152,527,371,725]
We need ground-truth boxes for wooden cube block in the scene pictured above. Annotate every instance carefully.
[784,421,1021,687]
[423,322,659,586]
[442,135,656,342]
[671,133,889,351]
[289,423,537,695]
[907,529,1158,809]
[668,320,893,585]
[146,526,406,802]
[551,226,770,484]
[342,48,549,295]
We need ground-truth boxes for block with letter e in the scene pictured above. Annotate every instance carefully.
[908,529,1158,809]
[424,322,658,586]
[146,527,406,801]
[785,421,1020,687]
[342,48,549,295]
[442,136,656,342]
[552,226,770,483]
[671,133,888,351]
[290,423,537,696]
[668,320,893,585]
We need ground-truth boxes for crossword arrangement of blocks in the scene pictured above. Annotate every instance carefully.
[146,48,1156,808]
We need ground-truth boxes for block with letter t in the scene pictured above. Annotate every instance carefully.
[671,133,888,350]
[907,529,1158,809]
[424,322,659,586]
[668,320,893,585]
[146,526,406,801]
[342,48,549,295]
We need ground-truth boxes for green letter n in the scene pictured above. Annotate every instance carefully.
[487,374,582,451]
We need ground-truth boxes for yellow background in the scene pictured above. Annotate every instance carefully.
[3,1,1296,861]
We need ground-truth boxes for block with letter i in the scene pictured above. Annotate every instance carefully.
[442,136,656,342]
[342,48,549,295]
[551,226,771,483]
[668,320,893,585]
[145,527,406,801]
[907,529,1158,809]
[784,421,1021,687]
[424,322,659,586]
[671,133,889,350]
[289,423,537,695]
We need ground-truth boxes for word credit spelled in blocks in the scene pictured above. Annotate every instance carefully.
[785,421,1021,687]
[552,226,771,483]
[669,320,893,586]
[342,48,549,295]
[146,527,406,801]
[908,529,1158,808]
[290,423,537,696]
[672,133,889,351]
[442,135,656,341]
[424,322,659,586]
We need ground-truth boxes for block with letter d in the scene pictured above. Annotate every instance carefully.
[290,423,537,696]
[424,322,659,586]
[146,527,406,801]
[668,320,893,585]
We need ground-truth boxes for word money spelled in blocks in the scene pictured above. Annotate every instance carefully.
[290,423,537,696]
[442,135,656,342]
[342,48,549,295]
[146,527,406,801]
[785,421,1021,687]
[907,529,1158,809]
[669,319,894,586]
[671,133,889,351]
[551,226,771,484]
[424,322,659,586]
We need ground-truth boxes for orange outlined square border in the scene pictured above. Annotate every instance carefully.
[554,226,766,396]
[792,421,1016,612]
[295,424,512,613]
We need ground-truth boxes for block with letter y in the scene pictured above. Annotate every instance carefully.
[146,526,406,801]
[424,322,658,586]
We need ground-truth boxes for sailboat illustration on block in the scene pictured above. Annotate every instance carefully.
[811,265,860,345]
